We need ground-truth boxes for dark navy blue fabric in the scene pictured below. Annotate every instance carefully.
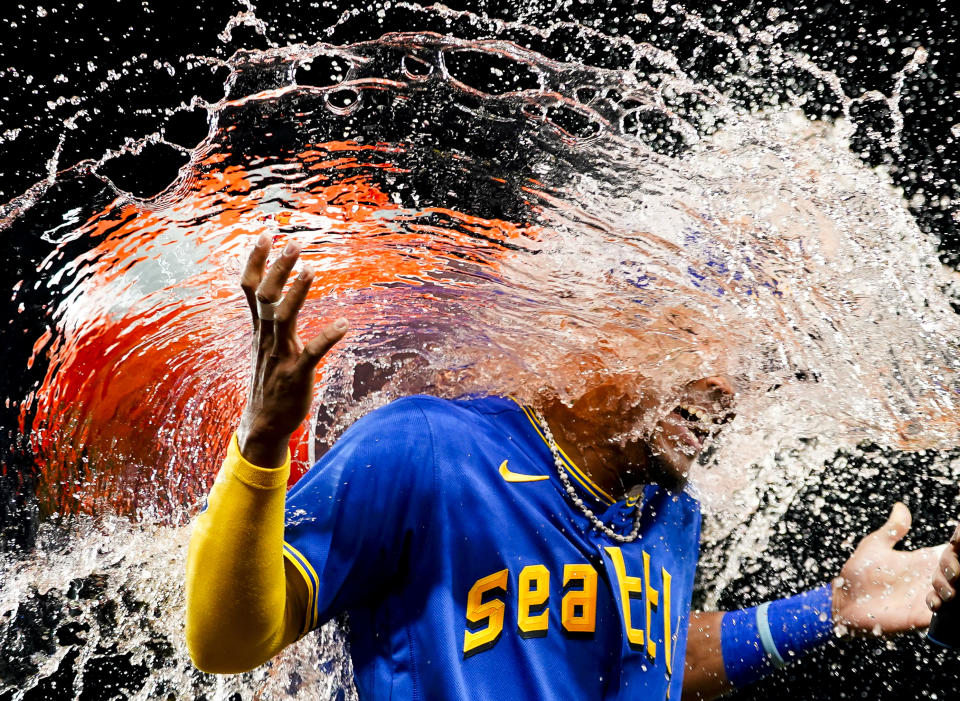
[284,395,702,700]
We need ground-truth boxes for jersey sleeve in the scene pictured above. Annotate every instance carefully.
[282,396,438,634]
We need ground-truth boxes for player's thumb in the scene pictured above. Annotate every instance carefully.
[874,501,911,546]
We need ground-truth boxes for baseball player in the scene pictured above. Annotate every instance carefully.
[187,237,942,699]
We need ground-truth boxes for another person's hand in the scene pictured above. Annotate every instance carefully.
[236,235,348,468]
[925,523,960,614]
[832,502,941,634]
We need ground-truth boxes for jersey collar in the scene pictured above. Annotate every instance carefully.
[510,396,618,510]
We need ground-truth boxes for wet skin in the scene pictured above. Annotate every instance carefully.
[926,523,960,616]
[541,375,736,497]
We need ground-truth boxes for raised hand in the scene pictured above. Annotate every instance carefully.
[832,502,941,634]
[236,235,348,468]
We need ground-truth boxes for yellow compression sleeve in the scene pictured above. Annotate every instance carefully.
[185,433,309,674]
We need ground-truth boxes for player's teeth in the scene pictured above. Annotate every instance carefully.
[680,405,706,422]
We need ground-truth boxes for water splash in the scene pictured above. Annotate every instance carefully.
[2,3,959,698]
[0,516,356,699]
[15,30,958,520]
[219,0,279,48]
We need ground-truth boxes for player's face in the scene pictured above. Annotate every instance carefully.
[647,375,736,488]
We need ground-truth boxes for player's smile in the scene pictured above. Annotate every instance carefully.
[666,403,732,450]
[649,376,736,487]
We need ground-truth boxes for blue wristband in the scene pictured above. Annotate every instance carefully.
[720,584,834,688]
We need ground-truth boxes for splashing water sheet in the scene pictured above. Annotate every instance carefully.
[2,1,960,698]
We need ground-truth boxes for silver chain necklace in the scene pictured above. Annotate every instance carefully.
[532,408,644,544]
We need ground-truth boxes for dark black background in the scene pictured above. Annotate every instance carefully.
[1,1,959,699]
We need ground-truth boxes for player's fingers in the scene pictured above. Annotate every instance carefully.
[256,240,302,308]
[872,502,911,546]
[932,570,956,603]
[940,547,960,583]
[241,234,272,323]
[273,267,313,340]
[294,318,349,377]
[927,590,943,612]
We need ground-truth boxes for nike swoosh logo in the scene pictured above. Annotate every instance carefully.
[499,460,549,483]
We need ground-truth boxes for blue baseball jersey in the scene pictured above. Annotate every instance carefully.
[283,395,702,699]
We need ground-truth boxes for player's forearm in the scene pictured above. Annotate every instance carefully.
[682,611,731,701]
[683,586,834,699]
[185,433,303,673]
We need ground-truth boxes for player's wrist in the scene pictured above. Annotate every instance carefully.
[830,575,850,635]
[830,573,882,637]
[237,418,292,469]
[721,584,834,689]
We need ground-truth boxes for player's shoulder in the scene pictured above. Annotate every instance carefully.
[364,394,515,428]
[348,395,515,467]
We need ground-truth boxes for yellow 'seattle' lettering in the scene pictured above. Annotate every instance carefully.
[463,569,509,657]
[561,564,598,634]
[604,546,645,649]
[465,557,667,659]
[643,551,660,661]
[662,567,674,675]
[517,564,550,637]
